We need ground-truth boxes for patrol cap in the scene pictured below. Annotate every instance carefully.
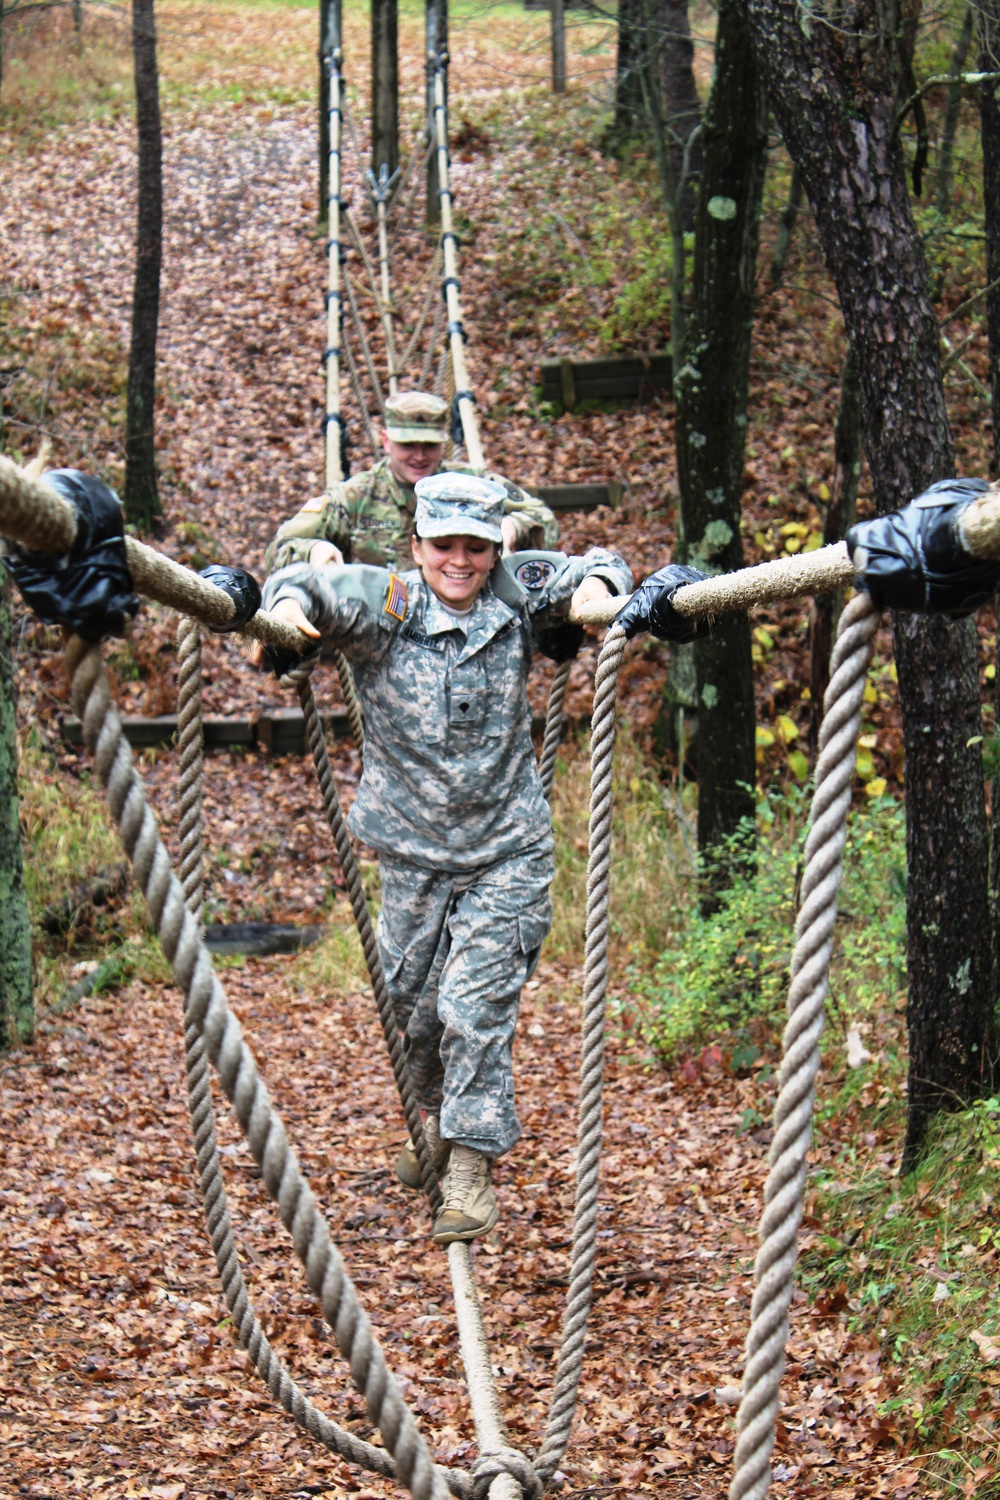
[383,390,449,444]
[414,473,505,543]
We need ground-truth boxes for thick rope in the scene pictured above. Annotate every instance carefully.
[538,658,572,802]
[296,670,442,1213]
[173,627,427,1485]
[533,623,626,1485]
[400,243,445,376]
[64,633,461,1500]
[343,260,387,416]
[176,616,205,929]
[729,592,880,1500]
[343,334,382,458]
[333,646,366,750]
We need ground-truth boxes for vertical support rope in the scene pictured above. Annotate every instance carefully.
[538,658,573,802]
[729,591,879,1500]
[534,623,626,1485]
[176,615,205,928]
[65,634,457,1500]
[431,56,484,471]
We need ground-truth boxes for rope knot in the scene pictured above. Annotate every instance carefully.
[470,1448,542,1500]
[278,649,321,690]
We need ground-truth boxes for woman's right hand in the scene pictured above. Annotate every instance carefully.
[247,595,321,667]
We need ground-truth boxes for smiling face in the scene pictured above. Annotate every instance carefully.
[411,533,499,611]
[382,430,445,487]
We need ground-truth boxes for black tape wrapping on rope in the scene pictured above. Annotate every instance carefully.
[322,411,351,477]
[617,563,712,643]
[449,391,475,446]
[198,565,262,633]
[4,469,139,640]
[847,477,1000,616]
[447,319,467,342]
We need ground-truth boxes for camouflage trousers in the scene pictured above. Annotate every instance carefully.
[375,842,554,1158]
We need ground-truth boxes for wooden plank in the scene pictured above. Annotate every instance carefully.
[60,711,357,754]
[538,350,673,408]
[526,481,623,512]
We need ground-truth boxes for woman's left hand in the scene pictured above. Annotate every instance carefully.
[569,575,612,619]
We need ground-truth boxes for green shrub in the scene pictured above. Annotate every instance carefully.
[635,790,908,1062]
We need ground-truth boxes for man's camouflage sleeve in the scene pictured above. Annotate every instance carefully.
[262,477,362,574]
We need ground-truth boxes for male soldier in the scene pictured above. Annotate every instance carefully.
[264,390,559,575]
[261,474,631,1243]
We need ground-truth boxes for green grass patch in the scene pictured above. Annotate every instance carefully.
[547,726,695,969]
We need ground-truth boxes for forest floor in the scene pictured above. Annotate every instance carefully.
[1,1,999,1496]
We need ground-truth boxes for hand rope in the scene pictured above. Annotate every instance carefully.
[343,259,387,416]
[729,591,879,1500]
[400,243,445,376]
[342,333,382,458]
[65,630,465,1500]
[538,658,572,802]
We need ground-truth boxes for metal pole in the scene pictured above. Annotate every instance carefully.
[431,57,484,470]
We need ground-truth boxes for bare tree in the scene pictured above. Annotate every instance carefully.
[122,0,163,528]
[674,0,767,888]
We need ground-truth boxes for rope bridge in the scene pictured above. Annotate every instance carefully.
[7,455,998,1499]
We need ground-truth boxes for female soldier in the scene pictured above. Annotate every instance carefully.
[262,473,632,1244]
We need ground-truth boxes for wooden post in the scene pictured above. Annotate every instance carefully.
[551,0,566,93]
[425,0,448,223]
[371,0,399,178]
[318,0,340,225]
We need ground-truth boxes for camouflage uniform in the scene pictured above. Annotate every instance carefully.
[264,457,561,574]
[261,533,631,1158]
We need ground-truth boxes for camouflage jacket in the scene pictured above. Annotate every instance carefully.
[264,457,560,573]
[261,548,632,871]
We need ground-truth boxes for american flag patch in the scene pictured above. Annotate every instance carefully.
[384,573,408,621]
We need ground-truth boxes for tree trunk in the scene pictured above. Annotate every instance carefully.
[613,0,645,140]
[935,5,975,217]
[658,0,702,230]
[425,0,448,223]
[745,0,996,1167]
[551,0,566,94]
[371,0,398,179]
[674,0,767,889]
[318,0,340,226]
[0,574,32,1051]
[807,346,863,756]
[978,1,1000,967]
[123,0,163,530]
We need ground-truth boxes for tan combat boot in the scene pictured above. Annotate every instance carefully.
[431,1144,498,1244]
[395,1114,450,1191]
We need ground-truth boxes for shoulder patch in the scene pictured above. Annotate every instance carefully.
[383,573,408,621]
[513,557,557,591]
[301,493,327,514]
